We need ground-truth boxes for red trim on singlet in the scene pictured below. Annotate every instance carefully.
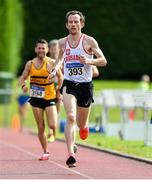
[67,33,83,49]
[82,34,93,55]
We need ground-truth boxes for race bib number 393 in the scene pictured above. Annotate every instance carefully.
[30,85,45,98]
[66,63,84,76]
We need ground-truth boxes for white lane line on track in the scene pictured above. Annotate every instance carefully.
[0,141,94,179]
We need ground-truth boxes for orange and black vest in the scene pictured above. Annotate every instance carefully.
[29,57,56,100]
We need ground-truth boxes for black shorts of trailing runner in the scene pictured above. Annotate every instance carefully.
[29,97,56,110]
[60,79,94,107]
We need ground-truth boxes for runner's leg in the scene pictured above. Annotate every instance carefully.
[76,106,91,129]
[63,87,77,156]
[77,106,91,140]
[32,107,48,153]
[46,105,58,141]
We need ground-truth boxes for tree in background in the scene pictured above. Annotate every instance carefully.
[21,0,152,79]
[0,0,24,74]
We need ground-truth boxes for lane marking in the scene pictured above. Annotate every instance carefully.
[0,141,94,179]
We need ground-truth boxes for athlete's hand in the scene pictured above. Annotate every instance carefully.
[48,74,54,83]
[22,85,28,93]
[79,55,91,64]
[48,69,56,82]
[56,89,62,100]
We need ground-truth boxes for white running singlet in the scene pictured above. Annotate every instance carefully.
[63,34,93,82]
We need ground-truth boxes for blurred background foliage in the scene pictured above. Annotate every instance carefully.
[0,0,152,80]
[0,0,24,74]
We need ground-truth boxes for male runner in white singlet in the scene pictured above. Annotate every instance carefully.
[49,10,107,167]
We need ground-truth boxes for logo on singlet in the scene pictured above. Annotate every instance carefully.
[66,49,70,55]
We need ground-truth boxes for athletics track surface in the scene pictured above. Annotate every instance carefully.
[1,128,152,179]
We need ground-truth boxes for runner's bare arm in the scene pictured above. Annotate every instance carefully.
[79,37,107,67]
[48,38,65,80]
[92,65,99,78]
[56,68,63,90]
[19,61,31,89]
[47,58,55,73]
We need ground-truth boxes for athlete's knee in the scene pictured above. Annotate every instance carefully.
[48,124,56,130]
[67,113,75,123]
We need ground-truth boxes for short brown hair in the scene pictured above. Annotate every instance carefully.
[48,39,58,47]
[35,39,48,47]
[65,10,85,24]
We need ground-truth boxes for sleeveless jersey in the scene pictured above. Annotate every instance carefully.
[63,34,93,82]
[29,57,56,100]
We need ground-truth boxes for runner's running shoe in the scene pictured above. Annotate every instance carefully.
[79,127,89,140]
[47,134,55,143]
[38,152,50,161]
[66,156,76,168]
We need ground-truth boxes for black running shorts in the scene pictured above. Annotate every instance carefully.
[29,97,56,110]
[60,79,94,107]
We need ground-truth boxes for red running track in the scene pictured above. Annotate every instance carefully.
[0,128,152,179]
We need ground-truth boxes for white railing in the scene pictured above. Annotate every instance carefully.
[100,89,152,146]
